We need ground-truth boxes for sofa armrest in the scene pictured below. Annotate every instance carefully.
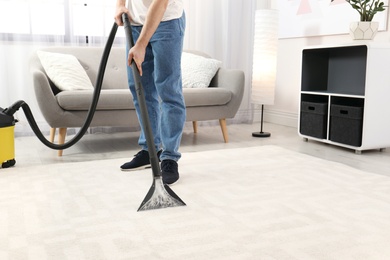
[30,68,66,127]
[209,68,245,118]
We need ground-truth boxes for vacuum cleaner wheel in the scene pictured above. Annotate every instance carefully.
[1,159,16,168]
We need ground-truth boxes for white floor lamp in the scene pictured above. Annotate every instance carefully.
[251,9,278,138]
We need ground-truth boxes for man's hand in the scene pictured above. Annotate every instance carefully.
[128,43,146,76]
[114,6,130,26]
[119,0,169,76]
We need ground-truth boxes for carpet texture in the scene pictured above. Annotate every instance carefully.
[1,145,390,260]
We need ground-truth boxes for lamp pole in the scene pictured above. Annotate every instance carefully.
[252,104,271,137]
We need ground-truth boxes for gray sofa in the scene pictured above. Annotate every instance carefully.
[29,47,245,156]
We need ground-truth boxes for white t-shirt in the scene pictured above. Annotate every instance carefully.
[128,0,183,26]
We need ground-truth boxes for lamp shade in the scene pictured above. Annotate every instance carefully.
[251,9,278,105]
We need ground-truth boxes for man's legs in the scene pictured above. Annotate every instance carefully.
[150,13,186,185]
[122,13,186,184]
[150,13,186,163]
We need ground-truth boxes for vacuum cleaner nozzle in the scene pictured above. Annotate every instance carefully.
[0,106,16,128]
[2,100,25,116]
[0,100,26,127]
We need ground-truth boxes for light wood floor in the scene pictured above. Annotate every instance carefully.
[13,122,390,177]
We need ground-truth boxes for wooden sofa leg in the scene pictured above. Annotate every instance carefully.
[219,119,229,143]
[57,128,67,157]
[192,121,198,133]
[49,128,56,143]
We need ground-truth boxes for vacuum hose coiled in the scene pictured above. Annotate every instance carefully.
[3,22,119,150]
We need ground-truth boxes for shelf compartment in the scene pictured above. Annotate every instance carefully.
[301,45,367,96]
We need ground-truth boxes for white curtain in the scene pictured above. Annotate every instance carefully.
[0,0,255,136]
[0,0,121,135]
[183,0,256,123]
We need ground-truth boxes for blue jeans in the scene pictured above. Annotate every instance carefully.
[126,12,186,162]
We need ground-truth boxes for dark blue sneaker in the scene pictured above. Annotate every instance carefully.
[121,150,161,171]
[161,160,179,185]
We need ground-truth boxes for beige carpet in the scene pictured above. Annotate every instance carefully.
[1,145,390,260]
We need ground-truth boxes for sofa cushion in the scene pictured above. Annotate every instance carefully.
[183,88,232,107]
[37,51,94,91]
[56,88,232,111]
[181,52,222,88]
[56,89,135,110]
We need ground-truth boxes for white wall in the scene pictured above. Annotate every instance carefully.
[258,0,390,127]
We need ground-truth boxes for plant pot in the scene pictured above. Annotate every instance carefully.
[349,21,379,40]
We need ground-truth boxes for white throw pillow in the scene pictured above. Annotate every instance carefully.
[37,50,94,91]
[181,52,222,88]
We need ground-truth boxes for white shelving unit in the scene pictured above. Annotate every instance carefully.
[298,42,390,153]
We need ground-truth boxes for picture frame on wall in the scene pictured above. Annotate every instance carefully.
[278,0,389,39]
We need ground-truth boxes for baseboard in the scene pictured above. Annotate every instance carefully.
[14,109,297,137]
[253,108,298,128]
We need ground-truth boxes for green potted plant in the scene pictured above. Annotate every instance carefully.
[332,0,387,21]
[331,0,388,39]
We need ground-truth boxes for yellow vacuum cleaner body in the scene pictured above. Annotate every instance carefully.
[0,126,15,166]
[0,107,16,168]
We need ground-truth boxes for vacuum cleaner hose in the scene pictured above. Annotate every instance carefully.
[4,22,118,150]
